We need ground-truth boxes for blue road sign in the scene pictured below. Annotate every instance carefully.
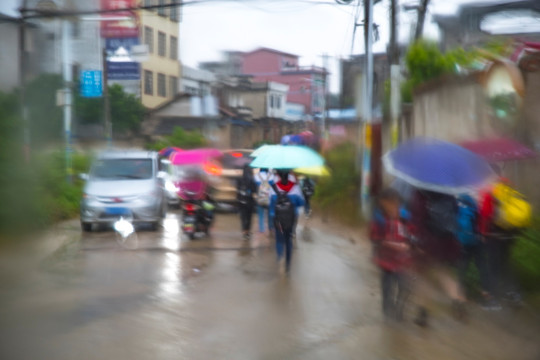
[80,70,103,97]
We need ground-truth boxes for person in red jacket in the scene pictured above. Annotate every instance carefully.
[369,188,414,321]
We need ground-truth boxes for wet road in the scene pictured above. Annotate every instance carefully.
[1,211,539,360]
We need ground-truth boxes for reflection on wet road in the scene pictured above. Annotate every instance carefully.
[0,211,539,360]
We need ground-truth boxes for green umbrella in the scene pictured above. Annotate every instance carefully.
[250,144,278,157]
[250,145,324,169]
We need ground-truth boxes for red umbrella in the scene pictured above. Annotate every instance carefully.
[460,137,537,163]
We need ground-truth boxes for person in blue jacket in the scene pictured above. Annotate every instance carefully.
[269,170,305,274]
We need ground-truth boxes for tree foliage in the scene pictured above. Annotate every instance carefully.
[75,83,145,135]
[146,126,207,151]
[25,73,64,146]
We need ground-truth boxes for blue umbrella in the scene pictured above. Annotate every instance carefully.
[383,137,495,195]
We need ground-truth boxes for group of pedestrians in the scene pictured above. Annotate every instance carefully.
[370,181,529,326]
[236,165,315,274]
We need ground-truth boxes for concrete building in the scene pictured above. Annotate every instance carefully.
[180,65,216,96]
[434,0,540,51]
[22,0,181,109]
[0,13,41,92]
[139,0,181,108]
[240,48,327,117]
[340,53,389,115]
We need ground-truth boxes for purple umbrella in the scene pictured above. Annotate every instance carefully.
[383,137,496,195]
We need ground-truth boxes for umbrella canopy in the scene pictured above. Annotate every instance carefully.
[250,144,278,158]
[158,146,183,157]
[250,145,324,169]
[460,137,537,162]
[383,137,495,195]
[170,148,222,165]
[295,165,331,177]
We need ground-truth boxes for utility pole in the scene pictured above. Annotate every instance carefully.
[414,0,430,40]
[102,48,112,147]
[360,0,374,217]
[62,19,73,183]
[321,53,329,141]
[18,0,30,162]
[389,0,400,147]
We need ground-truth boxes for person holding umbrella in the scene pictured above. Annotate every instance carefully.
[269,170,305,274]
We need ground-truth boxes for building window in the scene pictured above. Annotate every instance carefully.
[158,31,166,57]
[169,76,178,96]
[144,0,153,8]
[144,70,153,95]
[158,0,166,16]
[276,95,281,109]
[144,26,154,53]
[170,36,178,60]
[170,1,178,21]
[157,73,166,97]
[269,94,274,108]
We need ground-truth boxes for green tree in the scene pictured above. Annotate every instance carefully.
[75,83,145,135]
[147,126,206,150]
[25,73,64,146]
[109,84,145,133]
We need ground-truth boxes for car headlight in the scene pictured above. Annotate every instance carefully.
[165,181,179,193]
[82,193,96,201]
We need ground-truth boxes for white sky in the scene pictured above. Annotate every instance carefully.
[0,0,520,92]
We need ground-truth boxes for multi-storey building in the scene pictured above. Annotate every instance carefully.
[240,47,327,117]
[138,0,181,108]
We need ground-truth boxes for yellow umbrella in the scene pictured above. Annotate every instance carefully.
[295,165,331,177]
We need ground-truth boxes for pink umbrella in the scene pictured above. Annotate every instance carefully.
[170,148,223,165]
[460,137,537,163]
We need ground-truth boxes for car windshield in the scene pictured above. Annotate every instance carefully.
[173,165,203,182]
[91,158,153,180]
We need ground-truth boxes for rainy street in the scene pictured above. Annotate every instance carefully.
[0,212,538,360]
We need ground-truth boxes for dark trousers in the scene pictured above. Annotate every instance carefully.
[276,228,293,271]
[304,196,311,215]
[381,269,410,320]
[457,243,491,294]
[486,238,519,298]
[239,205,254,232]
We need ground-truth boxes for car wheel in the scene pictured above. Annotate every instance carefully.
[81,222,93,232]
[149,221,159,231]
[188,232,195,240]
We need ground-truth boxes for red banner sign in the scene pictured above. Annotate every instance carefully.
[100,0,139,38]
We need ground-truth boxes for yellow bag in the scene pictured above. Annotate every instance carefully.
[492,183,532,229]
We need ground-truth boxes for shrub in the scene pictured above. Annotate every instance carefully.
[514,218,540,292]
[313,142,361,225]
[146,126,206,151]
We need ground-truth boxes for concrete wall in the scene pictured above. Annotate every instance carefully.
[412,75,497,143]
[411,72,540,206]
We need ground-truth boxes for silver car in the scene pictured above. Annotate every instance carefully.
[80,150,167,231]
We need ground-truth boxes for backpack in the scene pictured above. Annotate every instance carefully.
[271,183,296,233]
[256,172,271,207]
[455,195,480,246]
[492,183,532,229]
[302,179,314,197]
[424,192,458,237]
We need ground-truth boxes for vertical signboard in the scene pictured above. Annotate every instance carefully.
[80,70,103,97]
[100,0,139,38]
[106,37,140,80]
